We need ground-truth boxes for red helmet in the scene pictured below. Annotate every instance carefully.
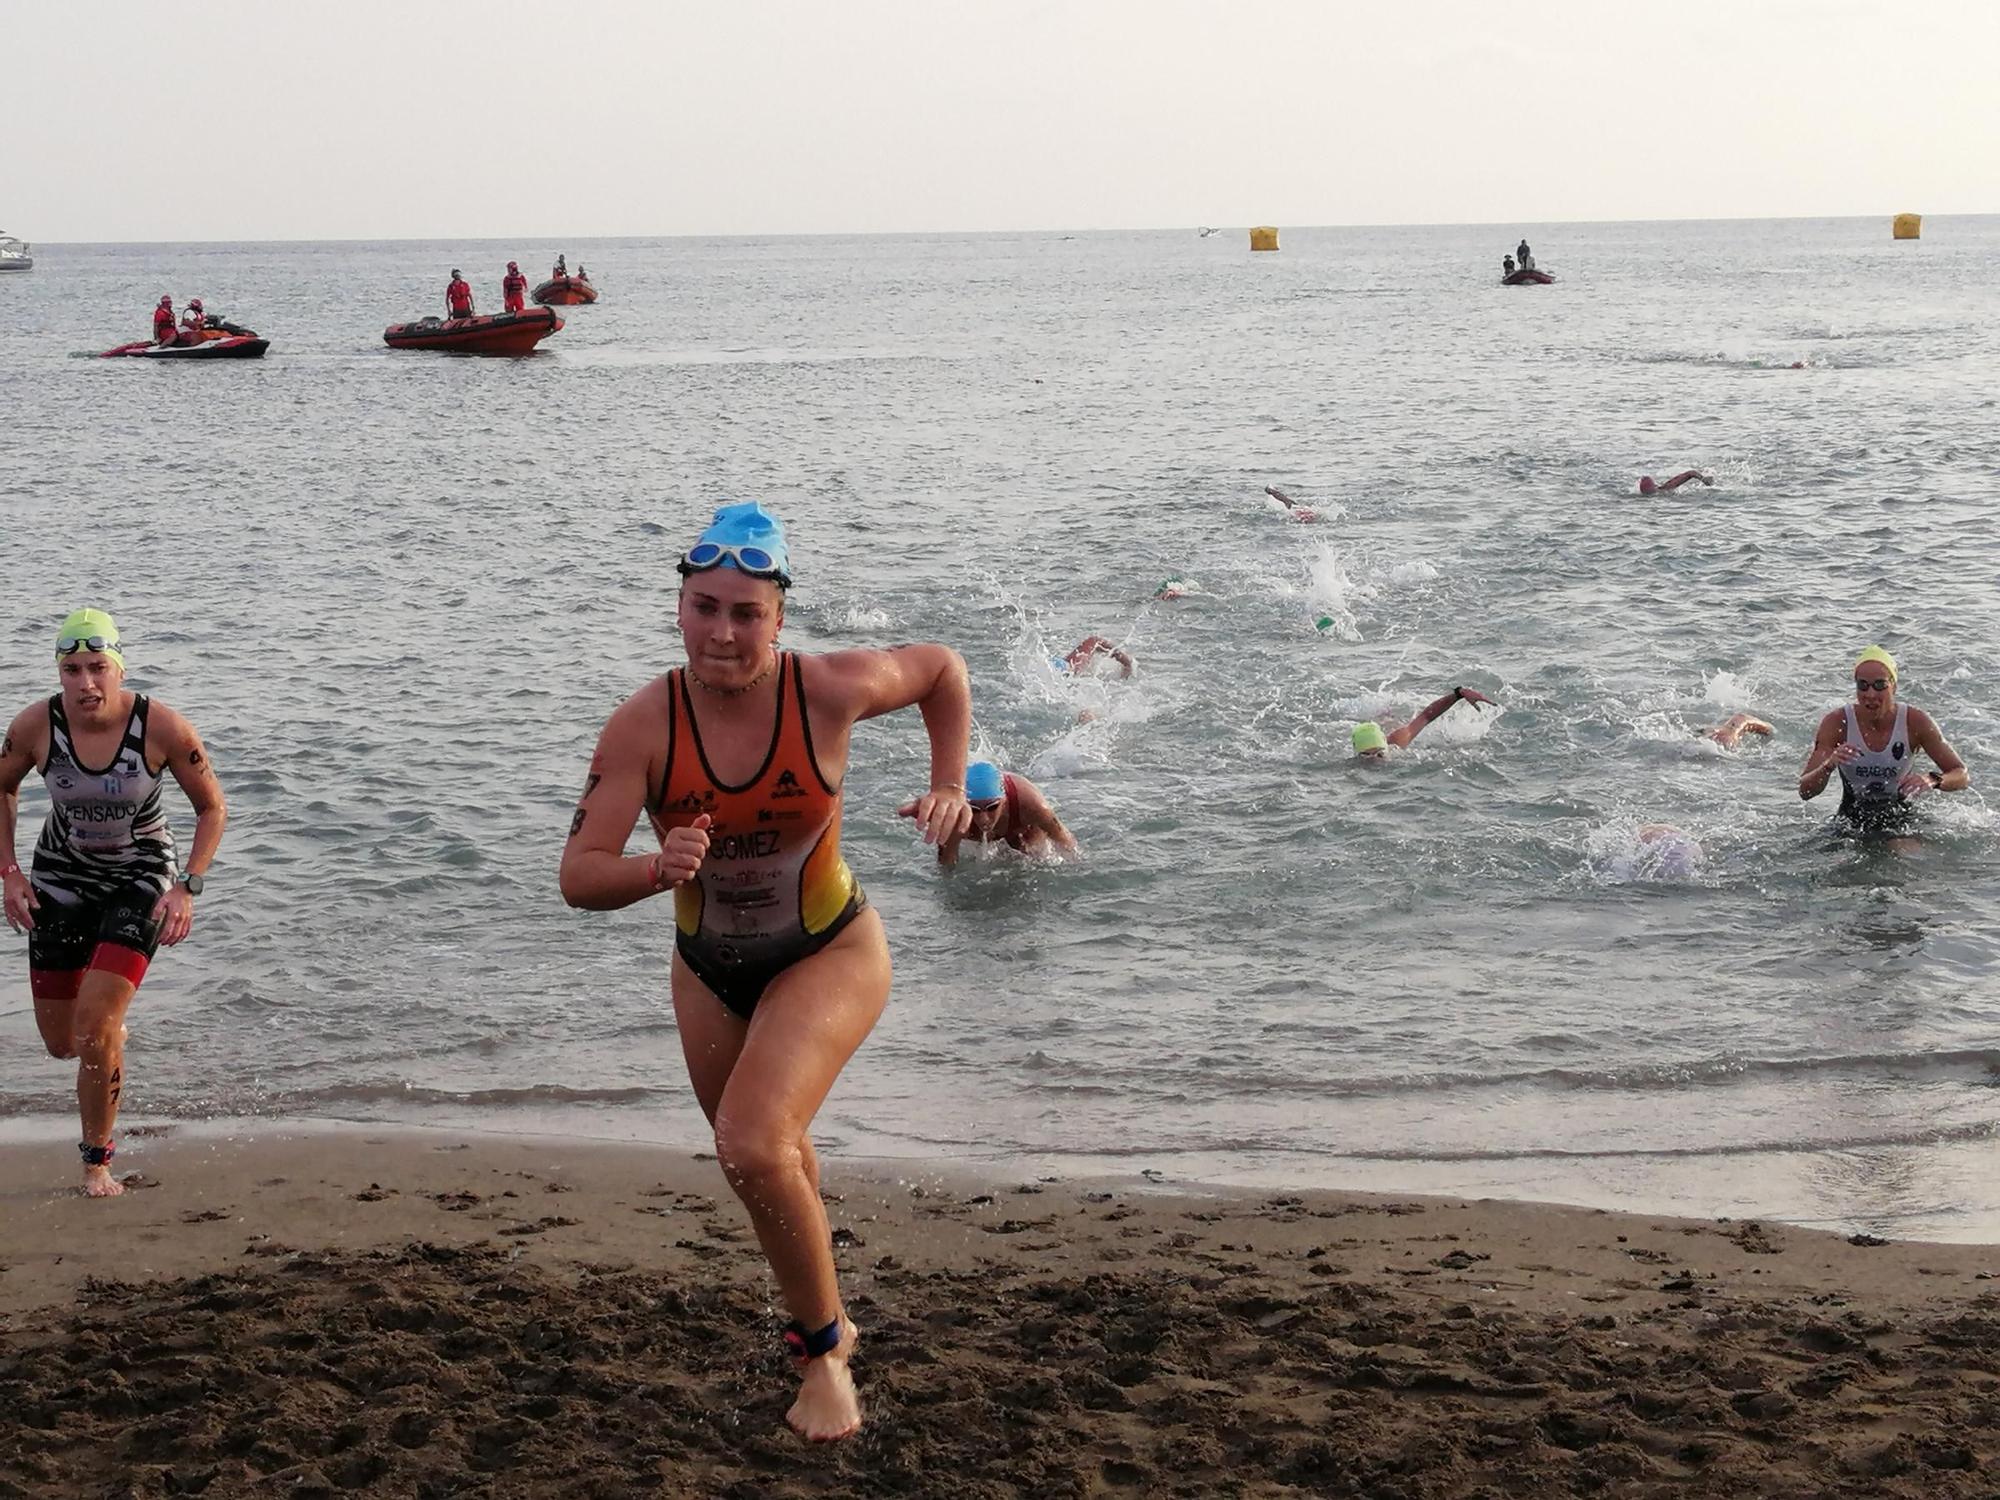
[159,295,173,307]
[507,261,519,271]
[189,298,204,311]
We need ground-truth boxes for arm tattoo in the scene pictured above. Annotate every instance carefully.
[188,748,203,766]
[1,734,10,757]
[569,808,587,837]
[580,773,601,801]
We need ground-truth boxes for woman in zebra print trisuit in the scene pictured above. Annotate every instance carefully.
[0,610,228,1197]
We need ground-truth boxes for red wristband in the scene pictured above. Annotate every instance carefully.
[648,854,671,892]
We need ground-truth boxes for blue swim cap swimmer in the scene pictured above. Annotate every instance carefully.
[682,502,792,586]
[965,761,1005,805]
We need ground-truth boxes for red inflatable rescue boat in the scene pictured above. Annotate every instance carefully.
[382,307,563,355]
[1502,268,1556,285]
[532,274,597,306]
[100,335,269,359]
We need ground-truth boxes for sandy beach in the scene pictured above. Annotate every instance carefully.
[0,1124,1997,1496]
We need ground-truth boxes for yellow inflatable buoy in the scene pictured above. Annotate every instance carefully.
[1892,213,1921,241]
[1249,226,1279,253]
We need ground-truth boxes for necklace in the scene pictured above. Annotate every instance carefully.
[687,652,777,698]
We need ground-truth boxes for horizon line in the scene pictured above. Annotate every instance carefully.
[12,208,1986,249]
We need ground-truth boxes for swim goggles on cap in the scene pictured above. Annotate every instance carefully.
[57,634,120,655]
[678,542,792,587]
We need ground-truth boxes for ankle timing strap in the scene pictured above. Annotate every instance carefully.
[79,1141,115,1167]
[782,1317,842,1360]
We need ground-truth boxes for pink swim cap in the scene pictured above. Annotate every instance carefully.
[1638,477,1657,496]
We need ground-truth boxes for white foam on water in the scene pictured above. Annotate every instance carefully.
[1703,670,1754,710]
[834,605,895,630]
[1585,821,1705,885]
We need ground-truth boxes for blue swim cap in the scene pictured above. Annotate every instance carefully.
[685,502,791,584]
[965,761,1005,805]
[1049,655,1071,675]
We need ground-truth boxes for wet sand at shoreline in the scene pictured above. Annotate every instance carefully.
[4,1123,2000,1496]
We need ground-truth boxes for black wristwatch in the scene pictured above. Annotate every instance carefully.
[178,872,205,896]
[1928,770,1944,790]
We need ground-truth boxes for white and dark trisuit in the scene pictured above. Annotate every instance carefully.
[28,694,176,983]
[1835,703,1913,828]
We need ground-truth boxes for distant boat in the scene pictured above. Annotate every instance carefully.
[1197,226,1220,237]
[1502,267,1555,285]
[532,273,597,306]
[0,232,32,272]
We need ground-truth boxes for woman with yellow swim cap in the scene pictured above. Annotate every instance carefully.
[1799,646,1968,827]
[0,609,228,1198]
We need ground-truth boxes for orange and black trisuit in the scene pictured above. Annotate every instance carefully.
[651,653,866,1018]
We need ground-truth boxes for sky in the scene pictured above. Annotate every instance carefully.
[10,0,1996,241]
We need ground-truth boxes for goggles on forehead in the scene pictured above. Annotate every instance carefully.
[58,635,120,656]
[679,541,792,588]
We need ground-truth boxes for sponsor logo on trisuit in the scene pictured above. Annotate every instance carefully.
[772,768,808,799]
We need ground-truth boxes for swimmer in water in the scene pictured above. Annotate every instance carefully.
[1352,685,1497,758]
[1637,471,1714,496]
[1798,646,1967,830]
[1264,486,1320,522]
[559,502,974,1441]
[1057,636,1134,678]
[902,760,1077,866]
[1153,575,1192,601]
[1632,824,1703,878]
[1704,713,1773,751]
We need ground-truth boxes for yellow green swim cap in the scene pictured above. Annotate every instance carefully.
[55,608,124,670]
[1352,721,1389,755]
[1854,645,1897,683]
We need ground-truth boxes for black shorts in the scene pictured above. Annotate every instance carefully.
[675,887,869,1021]
[27,884,163,983]
[1838,791,1916,834]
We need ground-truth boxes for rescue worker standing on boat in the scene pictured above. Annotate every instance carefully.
[502,261,528,314]
[445,269,474,320]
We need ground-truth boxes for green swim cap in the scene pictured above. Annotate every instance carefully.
[1352,721,1388,755]
[55,608,124,670]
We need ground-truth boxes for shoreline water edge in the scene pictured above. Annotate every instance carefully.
[4,1119,2000,1495]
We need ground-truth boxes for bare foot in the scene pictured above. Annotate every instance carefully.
[81,1166,124,1199]
[786,1318,862,1441]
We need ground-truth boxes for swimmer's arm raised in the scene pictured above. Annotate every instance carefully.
[826,645,973,846]
[561,692,698,909]
[1387,687,1484,749]
[1798,712,1847,799]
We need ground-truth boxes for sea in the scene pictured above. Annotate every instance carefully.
[3,218,1997,1240]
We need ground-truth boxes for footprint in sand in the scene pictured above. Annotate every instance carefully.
[496,1217,579,1237]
